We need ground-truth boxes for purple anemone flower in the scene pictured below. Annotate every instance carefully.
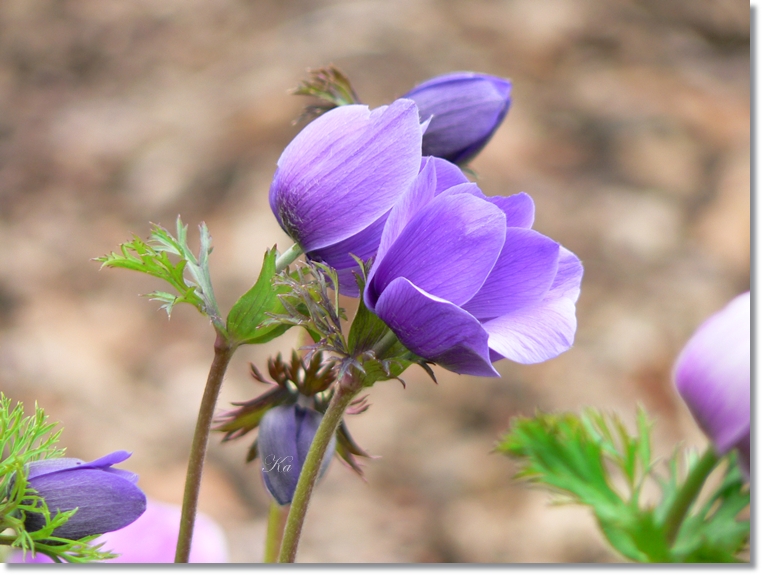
[22,451,146,540]
[257,404,336,506]
[11,499,229,563]
[403,72,512,165]
[364,157,583,377]
[674,291,751,478]
[270,99,424,295]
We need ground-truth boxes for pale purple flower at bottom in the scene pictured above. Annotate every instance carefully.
[10,499,229,563]
[674,291,751,478]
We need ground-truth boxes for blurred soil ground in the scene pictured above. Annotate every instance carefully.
[0,0,750,563]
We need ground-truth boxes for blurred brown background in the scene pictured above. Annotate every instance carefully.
[0,0,750,563]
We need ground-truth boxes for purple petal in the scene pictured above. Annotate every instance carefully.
[257,405,299,506]
[428,156,469,191]
[368,192,506,308]
[405,72,512,164]
[483,297,578,364]
[375,277,498,377]
[463,228,560,320]
[269,99,422,252]
[26,458,85,480]
[374,157,439,268]
[78,451,131,471]
[674,292,750,454]
[26,469,147,540]
[258,405,334,505]
[489,192,535,228]
[549,247,584,302]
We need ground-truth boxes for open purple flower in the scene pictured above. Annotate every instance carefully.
[23,451,146,540]
[674,291,751,477]
[403,72,512,165]
[364,157,582,377]
[269,99,424,295]
[257,404,336,506]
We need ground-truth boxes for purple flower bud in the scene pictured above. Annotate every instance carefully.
[23,451,147,540]
[364,157,582,376]
[270,99,424,295]
[257,404,336,506]
[403,72,512,165]
[674,292,750,477]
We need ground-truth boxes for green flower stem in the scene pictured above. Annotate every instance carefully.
[175,332,237,563]
[275,244,303,272]
[277,375,362,563]
[663,446,720,546]
[372,329,399,358]
[264,501,288,563]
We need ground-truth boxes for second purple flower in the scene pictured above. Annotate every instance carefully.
[364,157,583,376]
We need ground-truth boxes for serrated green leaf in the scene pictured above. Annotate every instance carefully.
[226,248,293,345]
[497,409,749,563]
[96,218,223,326]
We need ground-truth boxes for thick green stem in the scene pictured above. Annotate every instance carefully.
[275,243,303,272]
[263,501,288,563]
[277,376,361,563]
[372,329,399,358]
[663,446,720,546]
[175,332,236,563]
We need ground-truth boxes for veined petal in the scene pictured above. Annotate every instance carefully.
[375,277,498,376]
[269,99,422,252]
[429,156,469,192]
[374,156,439,269]
[406,72,512,164]
[674,292,750,454]
[368,192,506,308]
[549,247,584,302]
[26,458,85,480]
[26,469,147,540]
[489,192,535,228]
[463,228,560,320]
[483,297,577,364]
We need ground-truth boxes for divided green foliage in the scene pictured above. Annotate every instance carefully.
[0,395,117,563]
[96,217,221,326]
[497,408,749,563]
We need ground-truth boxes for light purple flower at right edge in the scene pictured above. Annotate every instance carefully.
[674,291,751,478]
[364,156,583,377]
[403,72,511,165]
